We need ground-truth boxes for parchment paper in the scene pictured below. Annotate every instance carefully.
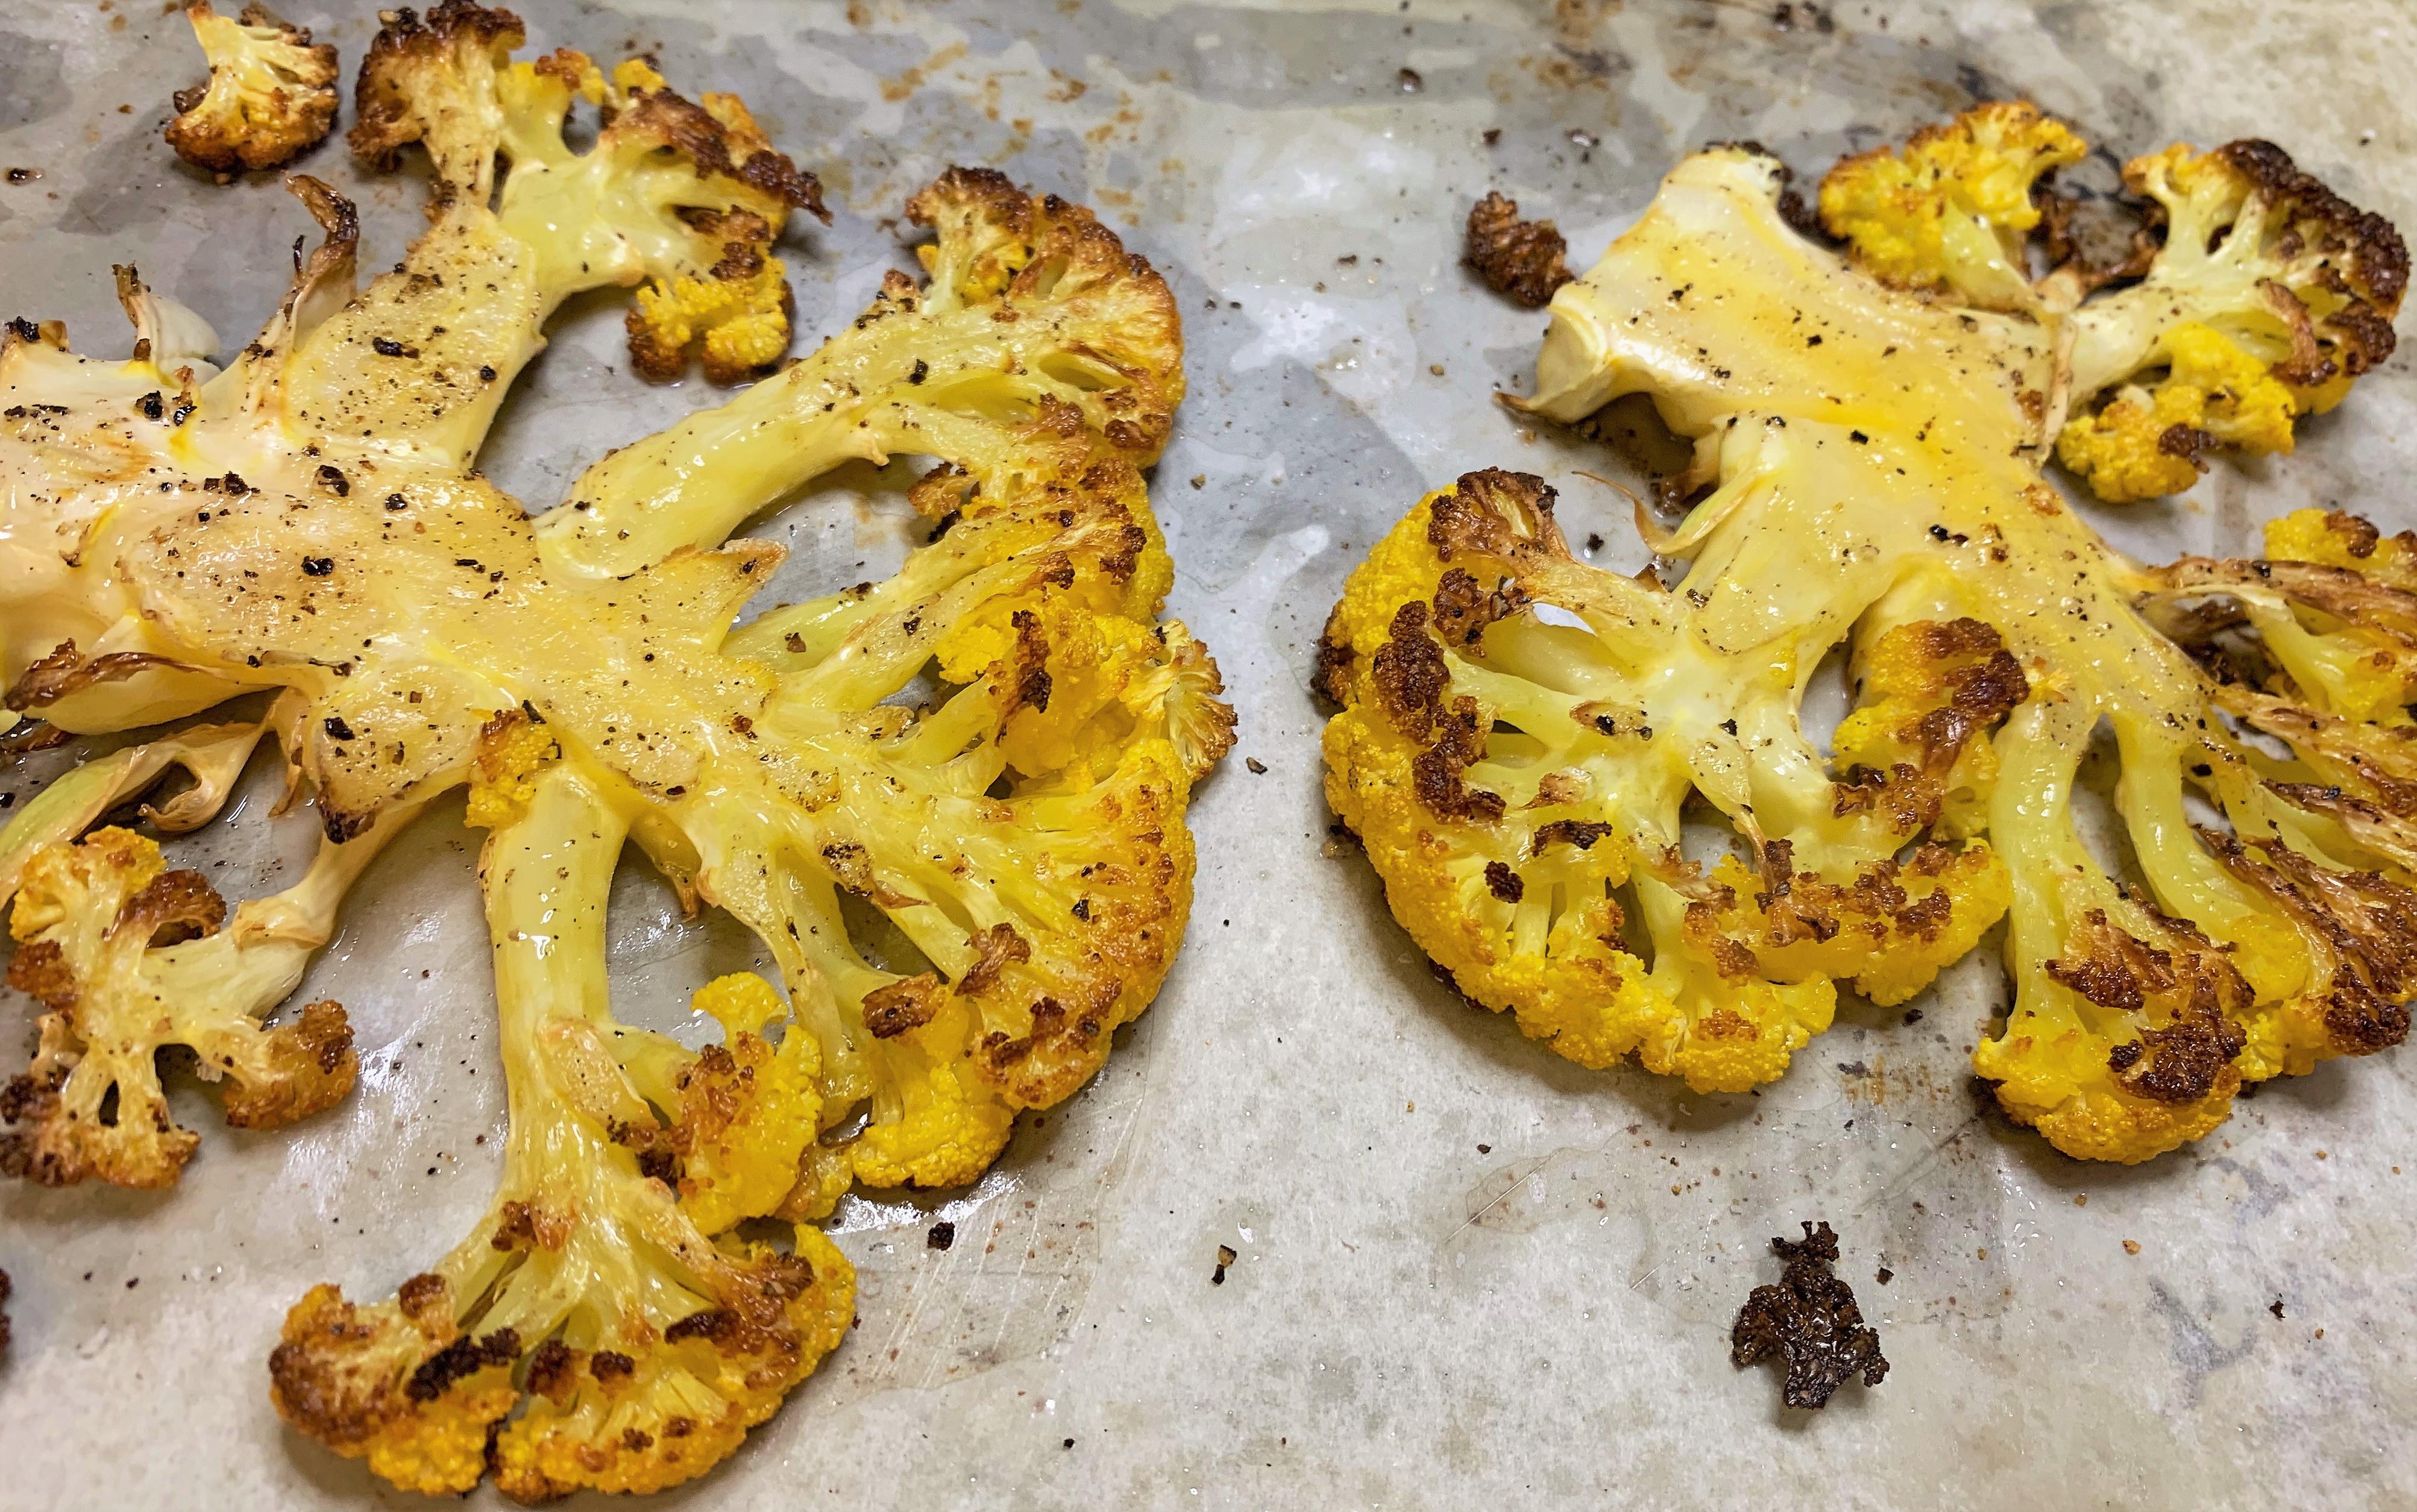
[2,2,2412,1507]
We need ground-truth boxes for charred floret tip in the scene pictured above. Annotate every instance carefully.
[165,1,339,176]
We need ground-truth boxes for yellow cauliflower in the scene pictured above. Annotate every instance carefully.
[1820,99,2085,309]
[2056,322,2304,501]
[2057,136,2407,499]
[1822,102,2404,502]
[1321,474,2016,1096]
[3,827,359,1187]
[1414,113,2416,1165]
[2,1,1224,1496]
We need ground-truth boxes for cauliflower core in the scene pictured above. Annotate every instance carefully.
[1326,110,2412,1164]
[165,1,339,176]
[3,1,1224,1494]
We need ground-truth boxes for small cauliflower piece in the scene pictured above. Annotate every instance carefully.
[1464,191,1574,309]
[1381,113,2416,1163]
[347,1,825,395]
[1819,99,2085,310]
[164,1,339,176]
[2,826,381,1187]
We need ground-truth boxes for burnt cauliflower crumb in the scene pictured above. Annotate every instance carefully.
[1463,191,1574,309]
[1731,1221,1890,1409]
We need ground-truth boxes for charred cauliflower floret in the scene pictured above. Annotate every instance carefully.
[2,2,1220,1489]
[348,1,825,389]
[2055,139,2407,500]
[268,767,852,1501]
[1338,110,2413,1164]
[2,826,360,1187]
[1819,103,2406,502]
[163,1,339,177]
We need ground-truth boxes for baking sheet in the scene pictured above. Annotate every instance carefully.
[4,1,2416,1507]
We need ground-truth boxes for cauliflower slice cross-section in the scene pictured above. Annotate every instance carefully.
[1327,113,2413,1164]
[2,1,1224,1495]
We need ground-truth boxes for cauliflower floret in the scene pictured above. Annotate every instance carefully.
[2059,319,2321,503]
[1137,620,1240,783]
[1321,471,2014,1094]
[2,827,365,1186]
[1455,116,2412,1162]
[2,4,1219,1481]
[541,165,1184,580]
[268,767,852,1500]
[345,1,825,397]
[609,971,827,1235]
[1820,103,2407,503]
[628,247,791,382]
[696,486,1224,1186]
[2057,137,2407,499]
[2263,507,2417,588]
[163,1,338,177]
[1819,100,2085,310]
[1831,616,2026,840]
[2152,527,2417,729]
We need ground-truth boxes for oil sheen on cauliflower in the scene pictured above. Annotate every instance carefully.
[163,1,340,176]
[1325,108,2412,1165]
[2,1,1225,1495]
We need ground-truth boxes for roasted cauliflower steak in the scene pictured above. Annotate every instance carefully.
[2,1,1224,1495]
[1324,105,2411,1164]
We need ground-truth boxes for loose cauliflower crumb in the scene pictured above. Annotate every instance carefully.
[1464,191,1574,309]
[1731,1221,1889,1410]
[163,1,339,176]
[1332,107,2414,1164]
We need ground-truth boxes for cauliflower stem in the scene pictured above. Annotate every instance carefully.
[268,765,852,1500]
